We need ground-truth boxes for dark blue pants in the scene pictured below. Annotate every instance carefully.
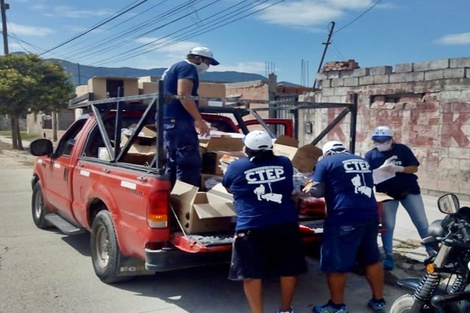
[163,120,201,187]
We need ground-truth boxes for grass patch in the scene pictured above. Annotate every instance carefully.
[0,131,40,140]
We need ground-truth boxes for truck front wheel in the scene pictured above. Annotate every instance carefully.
[90,210,130,284]
[31,182,52,229]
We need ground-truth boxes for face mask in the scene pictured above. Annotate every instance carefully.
[194,62,209,74]
[374,140,392,152]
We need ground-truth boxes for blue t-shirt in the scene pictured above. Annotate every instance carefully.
[312,152,378,224]
[162,60,199,121]
[364,143,420,195]
[222,155,299,231]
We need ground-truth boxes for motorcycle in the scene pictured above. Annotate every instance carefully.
[390,193,470,313]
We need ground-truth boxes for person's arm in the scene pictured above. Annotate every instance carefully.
[308,181,326,198]
[402,165,418,174]
[177,78,210,136]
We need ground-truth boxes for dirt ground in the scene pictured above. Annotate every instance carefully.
[0,141,14,152]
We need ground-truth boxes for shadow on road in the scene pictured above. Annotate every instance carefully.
[61,232,91,257]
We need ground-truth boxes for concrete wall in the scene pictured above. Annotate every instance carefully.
[306,57,470,199]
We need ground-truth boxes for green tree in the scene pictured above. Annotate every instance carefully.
[0,53,75,150]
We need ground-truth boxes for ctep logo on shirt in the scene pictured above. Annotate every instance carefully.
[244,166,285,204]
[342,159,373,198]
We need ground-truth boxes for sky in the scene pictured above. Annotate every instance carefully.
[3,0,470,85]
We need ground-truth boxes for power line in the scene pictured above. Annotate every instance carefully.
[333,0,382,34]
[90,0,284,67]
[11,0,286,69]
[39,0,149,56]
[61,0,190,61]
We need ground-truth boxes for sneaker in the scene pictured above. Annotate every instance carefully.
[312,301,348,313]
[277,307,293,313]
[367,298,386,313]
[382,255,394,271]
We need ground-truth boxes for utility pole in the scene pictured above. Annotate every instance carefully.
[0,1,17,149]
[77,63,81,85]
[1,0,8,54]
[313,21,335,89]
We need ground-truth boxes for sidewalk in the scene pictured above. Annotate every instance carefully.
[0,135,36,163]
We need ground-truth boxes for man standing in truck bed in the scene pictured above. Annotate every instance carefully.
[162,46,219,187]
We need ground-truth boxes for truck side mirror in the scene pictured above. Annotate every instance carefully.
[29,139,53,157]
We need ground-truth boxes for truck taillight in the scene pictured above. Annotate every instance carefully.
[147,190,169,228]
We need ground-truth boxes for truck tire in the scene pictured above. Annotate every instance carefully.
[31,182,52,229]
[90,210,130,284]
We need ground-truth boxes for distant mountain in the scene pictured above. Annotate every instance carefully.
[52,58,268,86]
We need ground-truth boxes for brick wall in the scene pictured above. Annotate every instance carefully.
[226,80,270,121]
[309,57,470,199]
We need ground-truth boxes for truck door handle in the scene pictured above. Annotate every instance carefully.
[102,168,110,173]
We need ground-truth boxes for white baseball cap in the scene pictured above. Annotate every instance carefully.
[322,141,346,156]
[189,47,219,66]
[371,125,393,141]
[244,130,273,151]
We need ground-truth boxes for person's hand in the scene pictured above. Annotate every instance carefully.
[380,156,404,173]
[390,164,404,173]
[382,155,397,167]
[195,119,210,137]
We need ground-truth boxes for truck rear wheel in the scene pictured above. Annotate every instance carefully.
[90,210,130,284]
[31,182,52,229]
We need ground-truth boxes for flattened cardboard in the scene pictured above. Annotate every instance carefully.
[273,135,322,173]
[171,181,235,234]
[292,145,323,173]
[123,124,156,139]
[138,124,156,138]
[199,137,244,152]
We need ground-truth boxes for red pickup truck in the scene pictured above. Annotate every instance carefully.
[29,91,328,284]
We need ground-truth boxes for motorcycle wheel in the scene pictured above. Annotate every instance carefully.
[390,294,435,313]
[390,294,414,313]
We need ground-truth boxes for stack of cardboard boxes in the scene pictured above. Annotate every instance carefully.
[170,133,323,235]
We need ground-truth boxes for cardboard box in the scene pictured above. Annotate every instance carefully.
[199,136,244,153]
[273,135,323,173]
[121,124,157,164]
[199,136,244,174]
[87,76,139,100]
[138,81,157,94]
[171,181,236,234]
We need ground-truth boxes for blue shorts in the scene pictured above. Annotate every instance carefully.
[228,222,307,280]
[320,218,380,273]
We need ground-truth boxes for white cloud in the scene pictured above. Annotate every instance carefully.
[255,0,374,29]
[46,5,110,18]
[8,23,54,37]
[216,61,266,75]
[117,40,265,75]
[436,33,470,45]
[116,40,206,69]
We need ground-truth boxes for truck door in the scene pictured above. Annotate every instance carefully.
[42,119,87,221]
